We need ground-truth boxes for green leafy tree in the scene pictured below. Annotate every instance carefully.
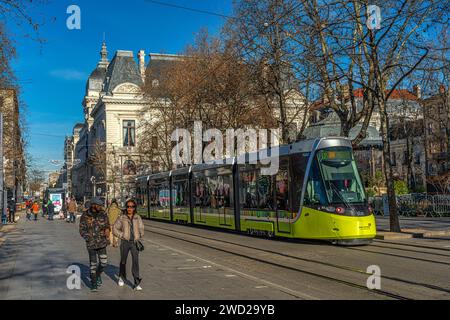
[369,170,386,196]
[394,180,409,196]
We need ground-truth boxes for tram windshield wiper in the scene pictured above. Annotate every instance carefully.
[328,181,354,210]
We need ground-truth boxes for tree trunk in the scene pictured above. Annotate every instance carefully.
[406,135,415,191]
[379,100,401,232]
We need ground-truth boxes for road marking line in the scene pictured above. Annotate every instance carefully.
[143,238,319,300]
[177,265,212,270]
[255,286,268,289]
[225,275,237,278]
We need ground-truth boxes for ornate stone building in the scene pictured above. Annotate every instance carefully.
[71,43,179,203]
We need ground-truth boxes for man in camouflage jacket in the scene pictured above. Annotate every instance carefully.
[79,197,110,291]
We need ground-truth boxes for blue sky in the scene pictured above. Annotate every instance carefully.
[9,0,232,174]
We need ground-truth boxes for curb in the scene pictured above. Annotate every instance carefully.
[375,232,415,240]
[376,228,450,240]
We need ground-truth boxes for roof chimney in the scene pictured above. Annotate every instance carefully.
[138,50,146,83]
[413,85,421,99]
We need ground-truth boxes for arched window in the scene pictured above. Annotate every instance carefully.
[123,160,137,176]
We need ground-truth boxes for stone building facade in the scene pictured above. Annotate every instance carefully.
[0,88,26,202]
[70,43,181,202]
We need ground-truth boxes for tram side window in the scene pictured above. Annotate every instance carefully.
[193,176,210,208]
[149,186,157,207]
[291,153,309,212]
[303,160,328,206]
[240,169,275,210]
[240,170,258,209]
[173,179,189,207]
[154,181,171,208]
[216,175,233,209]
[137,185,147,208]
[257,175,274,210]
[206,176,218,209]
[276,167,290,211]
[219,175,234,208]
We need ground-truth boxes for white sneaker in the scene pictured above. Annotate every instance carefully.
[118,277,124,287]
[134,285,143,291]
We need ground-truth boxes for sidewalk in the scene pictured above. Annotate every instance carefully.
[0,211,296,300]
[0,222,17,247]
[375,216,450,240]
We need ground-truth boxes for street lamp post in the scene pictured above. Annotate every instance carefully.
[0,113,6,225]
[91,176,96,198]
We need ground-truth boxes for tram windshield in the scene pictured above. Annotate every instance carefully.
[305,147,366,206]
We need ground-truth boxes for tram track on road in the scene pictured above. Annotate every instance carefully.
[144,222,424,300]
[367,243,450,258]
[373,240,450,253]
[144,222,450,297]
[345,246,450,266]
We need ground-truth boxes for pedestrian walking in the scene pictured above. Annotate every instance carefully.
[26,200,32,221]
[42,200,47,218]
[47,201,55,221]
[31,201,40,221]
[61,200,67,220]
[106,199,121,247]
[7,200,16,224]
[79,197,110,292]
[67,197,78,223]
[113,198,144,291]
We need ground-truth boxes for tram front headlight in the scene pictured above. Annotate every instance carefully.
[320,206,346,215]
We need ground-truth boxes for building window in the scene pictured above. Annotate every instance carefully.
[151,161,160,173]
[123,120,136,147]
[428,123,433,135]
[391,152,397,166]
[152,136,158,149]
[403,151,408,165]
[415,152,421,165]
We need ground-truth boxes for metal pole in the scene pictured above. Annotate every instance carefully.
[0,113,6,225]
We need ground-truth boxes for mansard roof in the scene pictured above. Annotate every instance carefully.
[104,50,144,94]
[86,66,107,92]
[145,53,183,81]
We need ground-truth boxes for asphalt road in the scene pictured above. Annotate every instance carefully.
[0,213,449,300]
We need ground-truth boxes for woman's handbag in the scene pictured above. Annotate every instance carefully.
[135,240,145,252]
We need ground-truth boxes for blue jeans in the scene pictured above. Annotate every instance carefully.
[69,212,76,223]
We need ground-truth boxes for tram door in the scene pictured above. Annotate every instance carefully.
[192,174,207,224]
[275,159,292,234]
[217,173,234,227]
